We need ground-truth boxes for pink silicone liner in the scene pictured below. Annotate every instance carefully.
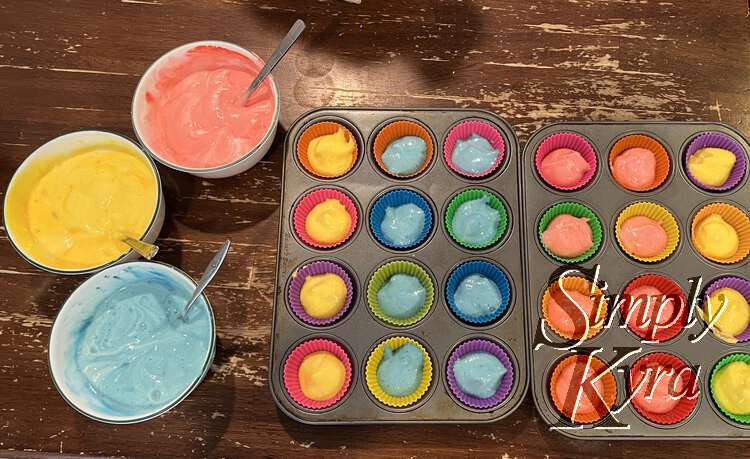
[287,260,354,326]
[446,339,515,410]
[704,276,750,342]
[443,119,506,179]
[283,338,353,410]
[292,188,359,249]
[534,132,598,191]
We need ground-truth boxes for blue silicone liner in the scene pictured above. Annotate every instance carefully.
[445,260,511,325]
[369,189,433,250]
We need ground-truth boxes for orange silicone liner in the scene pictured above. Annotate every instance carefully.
[373,120,434,178]
[296,121,359,179]
[690,202,750,264]
[550,354,617,424]
[628,352,699,425]
[541,276,609,341]
[609,134,671,192]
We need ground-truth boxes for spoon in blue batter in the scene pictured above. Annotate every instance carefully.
[179,239,231,321]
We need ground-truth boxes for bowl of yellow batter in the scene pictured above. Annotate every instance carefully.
[4,130,165,274]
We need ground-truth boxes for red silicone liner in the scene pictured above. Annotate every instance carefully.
[283,338,353,410]
[620,274,688,343]
[628,352,699,425]
[443,119,506,179]
[292,188,359,249]
[534,132,598,191]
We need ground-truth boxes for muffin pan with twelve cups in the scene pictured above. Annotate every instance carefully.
[271,112,750,434]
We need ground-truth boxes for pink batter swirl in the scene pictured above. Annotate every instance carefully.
[141,45,277,169]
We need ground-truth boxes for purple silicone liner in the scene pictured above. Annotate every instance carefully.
[704,276,750,342]
[288,261,354,326]
[684,132,748,192]
[446,339,515,410]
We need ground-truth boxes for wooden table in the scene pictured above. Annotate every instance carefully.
[1,1,749,457]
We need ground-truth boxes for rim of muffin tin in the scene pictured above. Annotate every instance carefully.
[284,257,360,330]
[366,186,438,253]
[289,185,363,252]
[440,117,511,182]
[604,130,677,196]
[292,115,366,181]
[442,334,520,413]
[440,186,514,254]
[367,116,438,182]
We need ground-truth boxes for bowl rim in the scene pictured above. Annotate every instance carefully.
[2,129,164,275]
[130,39,281,173]
[47,260,217,424]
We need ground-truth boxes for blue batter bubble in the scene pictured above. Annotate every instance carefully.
[450,196,500,246]
[377,274,426,319]
[381,136,427,175]
[451,133,499,175]
[445,260,511,325]
[68,264,213,418]
[453,351,507,399]
[376,342,424,396]
[369,189,433,250]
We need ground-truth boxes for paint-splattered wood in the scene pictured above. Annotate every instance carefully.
[1,0,749,457]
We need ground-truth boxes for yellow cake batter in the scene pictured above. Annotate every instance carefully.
[713,361,750,415]
[304,198,352,245]
[5,143,158,270]
[705,288,750,341]
[298,351,346,401]
[300,273,347,319]
[694,214,739,260]
[307,127,357,177]
[688,147,736,187]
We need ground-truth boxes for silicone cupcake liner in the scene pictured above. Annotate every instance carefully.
[690,202,750,264]
[446,339,515,410]
[628,353,699,425]
[534,132,598,191]
[373,120,434,179]
[445,260,511,325]
[366,260,435,327]
[369,189,433,250]
[621,274,688,342]
[443,119,506,179]
[541,276,608,341]
[710,353,750,424]
[292,188,359,249]
[444,189,509,250]
[537,201,603,264]
[283,338,353,410]
[609,134,671,192]
[615,201,680,263]
[365,336,433,408]
[701,276,750,343]
[549,354,617,424]
[296,121,359,179]
[287,261,354,326]
[684,132,747,192]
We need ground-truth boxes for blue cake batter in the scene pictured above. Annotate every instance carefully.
[451,196,500,246]
[380,203,425,247]
[376,342,424,396]
[451,133,499,174]
[453,351,507,399]
[381,136,426,175]
[377,274,426,319]
[453,273,502,318]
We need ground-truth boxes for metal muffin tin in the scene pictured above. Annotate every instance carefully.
[521,122,750,439]
[270,108,528,424]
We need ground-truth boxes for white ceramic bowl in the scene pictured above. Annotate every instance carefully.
[131,40,281,178]
[3,130,165,275]
[49,261,216,424]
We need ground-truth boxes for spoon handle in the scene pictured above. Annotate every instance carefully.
[122,236,159,260]
[246,19,306,98]
[181,240,231,319]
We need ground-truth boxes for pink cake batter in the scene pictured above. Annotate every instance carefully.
[612,147,657,190]
[539,148,591,188]
[541,214,593,258]
[547,290,597,336]
[625,285,676,333]
[619,216,668,258]
[631,363,687,414]
[141,45,276,169]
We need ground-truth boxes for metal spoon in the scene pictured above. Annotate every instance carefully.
[122,236,159,260]
[179,240,231,320]
[245,19,306,100]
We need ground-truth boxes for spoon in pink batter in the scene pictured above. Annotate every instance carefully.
[245,19,305,100]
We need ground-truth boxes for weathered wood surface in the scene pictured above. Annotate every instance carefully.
[1,0,749,457]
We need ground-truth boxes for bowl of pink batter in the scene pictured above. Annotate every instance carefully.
[132,41,280,178]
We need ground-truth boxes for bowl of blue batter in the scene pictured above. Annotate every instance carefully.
[48,261,216,424]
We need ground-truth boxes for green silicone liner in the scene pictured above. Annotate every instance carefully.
[710,353,750,424]
[366,261,435,327]
[537,201,603,264]
[444,189,509,250]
